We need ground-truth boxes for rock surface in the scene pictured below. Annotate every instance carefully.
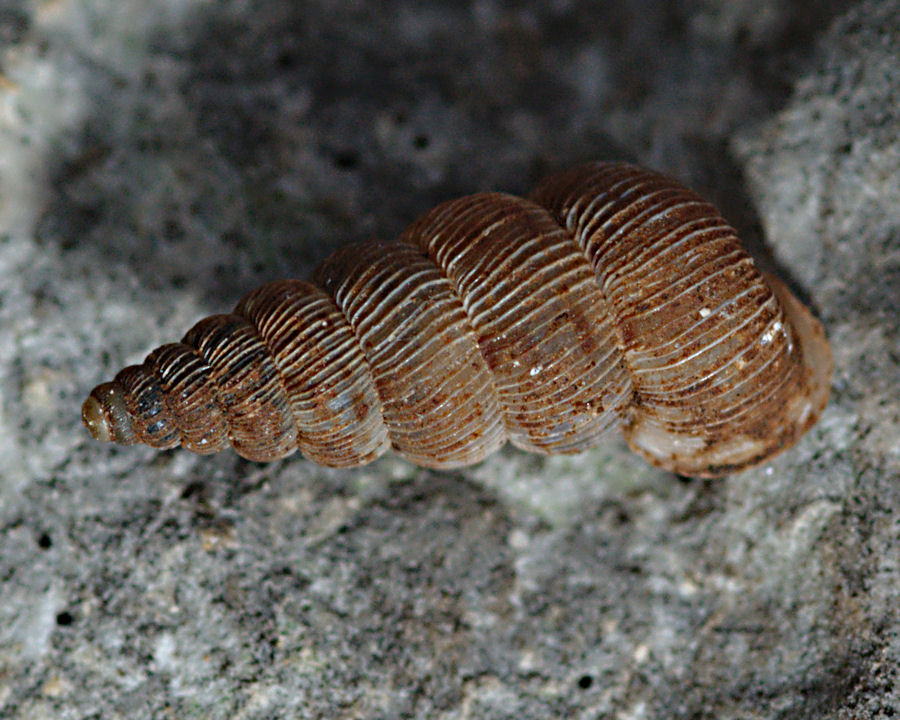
[0,0,897,718]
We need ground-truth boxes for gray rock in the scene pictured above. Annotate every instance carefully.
[0,0,896,717]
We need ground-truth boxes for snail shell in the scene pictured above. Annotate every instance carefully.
[82,162,831,477]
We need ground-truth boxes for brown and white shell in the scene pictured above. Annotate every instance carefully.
[82,162,832,477]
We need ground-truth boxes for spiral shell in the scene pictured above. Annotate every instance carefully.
[82,162,831,476]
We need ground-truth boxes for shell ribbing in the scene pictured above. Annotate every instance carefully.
[82,162,832,476]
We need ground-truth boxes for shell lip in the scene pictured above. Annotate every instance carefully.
[623,275,832,478]
[763,272,833,436]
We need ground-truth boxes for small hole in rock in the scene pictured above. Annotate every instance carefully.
[181,481,205,500]
[333,150,359,170]
[276,50,299,70]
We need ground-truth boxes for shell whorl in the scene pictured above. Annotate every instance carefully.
[82,162,832,476]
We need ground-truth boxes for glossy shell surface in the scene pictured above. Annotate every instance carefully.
[82,162,832,476]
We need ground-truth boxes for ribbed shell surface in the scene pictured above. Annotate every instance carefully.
[313,241,505,468]
[82,162,832,476]
[401,193,632,454]
[531,164,830,474]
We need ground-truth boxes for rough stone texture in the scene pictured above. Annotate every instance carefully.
[0,0,897,718]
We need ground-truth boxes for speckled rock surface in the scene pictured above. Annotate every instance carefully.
[1,1,897,718]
